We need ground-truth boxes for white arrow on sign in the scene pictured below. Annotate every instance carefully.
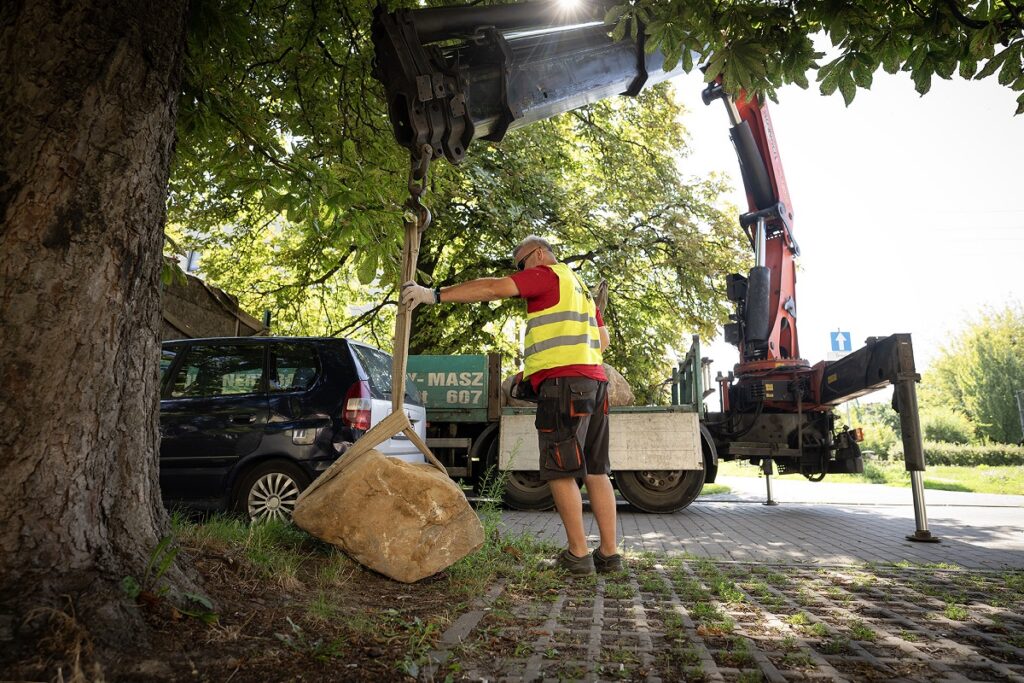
[831,331,851,352]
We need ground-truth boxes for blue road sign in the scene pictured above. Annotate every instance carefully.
[830,331,852,353]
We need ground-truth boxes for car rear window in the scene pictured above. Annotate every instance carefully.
[270,343,319,392]
[350,344,420,404]
[169,344,265,398]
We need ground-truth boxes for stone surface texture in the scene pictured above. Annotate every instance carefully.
[293,450,483,583]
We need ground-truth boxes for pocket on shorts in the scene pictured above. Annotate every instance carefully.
[567,378,597,417]
[543,436,583,473]
[535,395,560,432]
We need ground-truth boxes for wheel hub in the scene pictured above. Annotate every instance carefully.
[248,472,300,521]
[638,470,681,491]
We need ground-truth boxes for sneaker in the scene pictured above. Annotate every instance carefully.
[593,548,623,574]
[541,549,596,576]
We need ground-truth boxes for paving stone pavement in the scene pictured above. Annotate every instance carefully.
[424,481,1024,682]
[425,560,1024,682]
[500,480,1024,570]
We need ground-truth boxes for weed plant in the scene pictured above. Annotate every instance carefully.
[446,466,555,599]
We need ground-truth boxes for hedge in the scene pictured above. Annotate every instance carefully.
[882,442,1024,467]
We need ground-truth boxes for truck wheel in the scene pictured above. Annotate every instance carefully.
[615,469,703,514]
[485,439,554,511]
[503,470,555,511]
[233,459,311,523]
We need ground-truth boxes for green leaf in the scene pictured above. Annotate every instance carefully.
[976,47,1010,79]
[184,591,215,610]
[818,62,840,96]
[881,45,901,75]
[611,17,627,42]
[682,48,694,73]
[997,47,1022,86]
[121,576,141,600]
[838,71,857,106]
[969,24,998,60]
[852,62,873,89]
[356,252,379,285]
[704,52,727,83]
[604,4,627,25]
[662,48,679,72]
[913,69,933,95]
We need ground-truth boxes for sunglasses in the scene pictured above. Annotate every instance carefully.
[516,247,542,271]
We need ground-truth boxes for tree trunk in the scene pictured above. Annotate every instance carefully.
[0,0,190,662]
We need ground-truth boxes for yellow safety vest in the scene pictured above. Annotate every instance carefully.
[523,263,603,379]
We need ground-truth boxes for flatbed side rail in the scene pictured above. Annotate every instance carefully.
[671,334,704,411]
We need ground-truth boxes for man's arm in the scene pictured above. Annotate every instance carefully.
[441,277,519,303]
[401,276,520,309]
[599,326,609,351]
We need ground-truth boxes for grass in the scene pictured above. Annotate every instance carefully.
[447,467,559,598]
[605,582,636,600]
[786,611,810,626]
[699,483,731,495]
[944,603,970,621]
[848,619,877,642]
[166,469,567,678]
[715,459,1024,495]
[638,574,671,595]
[175,514,324,589]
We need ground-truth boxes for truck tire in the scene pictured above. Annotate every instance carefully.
[615,469,703,514]
[503,470,555,511]
[485,439,554,511]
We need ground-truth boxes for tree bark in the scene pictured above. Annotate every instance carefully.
[0,0,190,658]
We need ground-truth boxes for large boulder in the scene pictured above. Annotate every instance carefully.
[500,363,635,407]
[603,364,635,407]
[500,374,536,408]
[293,450,484,583]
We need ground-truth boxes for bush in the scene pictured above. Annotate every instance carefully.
[860,421,900,459]
[890,441,1024,467]
[920,406,976,444]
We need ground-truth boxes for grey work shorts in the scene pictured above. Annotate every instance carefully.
[535,377,610,481]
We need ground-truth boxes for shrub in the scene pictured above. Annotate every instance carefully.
[891,441,1024,467]
[860,422,900,459]
[920,406,976,444]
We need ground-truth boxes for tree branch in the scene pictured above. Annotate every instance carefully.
[943,0,990,29]
[331,299,396,338]
[255,244,357,295]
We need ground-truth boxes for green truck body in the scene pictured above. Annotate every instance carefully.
[407,338,715,513]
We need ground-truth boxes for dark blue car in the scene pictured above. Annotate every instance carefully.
[159,337,426,521]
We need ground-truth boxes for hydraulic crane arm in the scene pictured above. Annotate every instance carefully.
[371,2,680,164]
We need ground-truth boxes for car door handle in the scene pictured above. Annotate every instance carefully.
[231,415,257,424]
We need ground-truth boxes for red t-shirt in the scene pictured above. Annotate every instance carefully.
[510,265,607,389]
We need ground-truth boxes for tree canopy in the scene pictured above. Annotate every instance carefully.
[921,302,1024,444]
[169,0,748,401]
[168,0,1024,398]
[618,0,1024,114]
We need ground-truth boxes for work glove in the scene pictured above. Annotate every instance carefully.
[401,281,437,310]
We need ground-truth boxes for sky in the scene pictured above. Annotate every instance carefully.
[669,69,1024,401]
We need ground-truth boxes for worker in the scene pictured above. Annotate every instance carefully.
[401,235,620,576]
